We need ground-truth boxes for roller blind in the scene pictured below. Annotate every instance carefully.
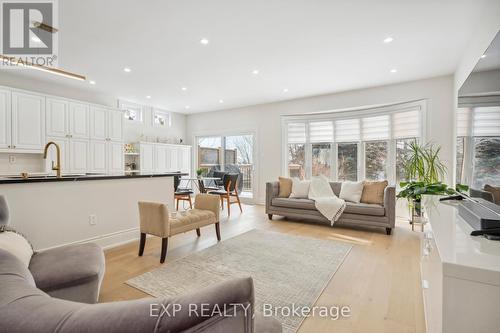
[309,121,334,142]
[335,119,360,142]
[287,122,306,143]
[392,110,420,139]
[362,115,390,140]
[457,108,472,137]
[473,107,500,136]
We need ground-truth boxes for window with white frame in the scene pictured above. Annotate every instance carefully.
[282,102,424,184]
[456,106,500,189]
[119,100,143,122]
[153,109,171,127]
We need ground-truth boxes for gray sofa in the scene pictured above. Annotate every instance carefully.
[0,249,281,333]
[266,181,396,235]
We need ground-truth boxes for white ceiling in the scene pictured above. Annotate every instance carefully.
[3,0,495,113]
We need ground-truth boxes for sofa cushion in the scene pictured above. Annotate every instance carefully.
[278,177,293,198]
[272,198,316,210]
[329,182,342,197]
[0,230,33,267]
[29,243,104,292]
[290,179,310,199]
[361,180,388,205]
[344,202,385,216]
[339,181,364,203]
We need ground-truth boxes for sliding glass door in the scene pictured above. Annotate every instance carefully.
[197,134,255,199]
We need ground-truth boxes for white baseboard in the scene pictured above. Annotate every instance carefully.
[37,227,141,252]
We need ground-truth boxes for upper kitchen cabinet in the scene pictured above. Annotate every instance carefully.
[108,109,123,142]
[90,106,123,142]
[69,102,90,138]
[47,98,89,139]
[46,98,69,138]
[11,91,46,151]
[90,106,108,140]
[0,89,11,150]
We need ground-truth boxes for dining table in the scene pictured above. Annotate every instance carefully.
[178,177,222,193]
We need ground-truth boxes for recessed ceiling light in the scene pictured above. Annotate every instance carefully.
[31,36,42,43]
[185,105,190,109]
[252,69,260,75]
[390,69,397,73]
[181,86,187,91]
[481,54,487,59]
[89,80,96,85]
[123,67,131,73]
[146,95,151,99]
[283,88,289,93]
[219,99,224,104]
[383,37,394,43]
[200,38,209,45]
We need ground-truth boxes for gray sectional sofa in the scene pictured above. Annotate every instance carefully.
[266,181,396,235]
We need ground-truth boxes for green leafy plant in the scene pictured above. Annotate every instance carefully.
[196,168,204,177]
[397,142,454,204]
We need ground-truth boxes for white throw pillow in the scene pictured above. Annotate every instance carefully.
[290,178,311,199]
[0,231,34,267]
[339,181,364,203]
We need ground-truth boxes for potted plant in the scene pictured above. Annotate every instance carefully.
[397,142,454,216]
[196,168,204,178]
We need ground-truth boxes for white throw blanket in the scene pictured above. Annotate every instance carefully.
[308,176,346,226]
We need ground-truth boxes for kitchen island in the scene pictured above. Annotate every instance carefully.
[0,172,186,250]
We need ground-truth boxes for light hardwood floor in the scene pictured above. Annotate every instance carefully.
[100,204,425,333]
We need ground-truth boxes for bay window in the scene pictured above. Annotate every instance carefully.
[282,101,424,184]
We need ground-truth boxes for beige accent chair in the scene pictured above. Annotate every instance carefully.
[138,194,221,263]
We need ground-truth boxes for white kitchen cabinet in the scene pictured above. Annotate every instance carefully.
[69,139,89,174]
[155,144,168,172]
[140,143,155,172]
[178,146,191,174]
[90,106,108,140]
[107,109,123,141]
[69,102,89,138]
[46,98,68,138]
[107,141,124,173]
[89,140,108,173]
[11,91,45,150]
[0,89,11,150]
[45,137,70,175]
[166,145,179,172]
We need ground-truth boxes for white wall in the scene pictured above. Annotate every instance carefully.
[186,75,455,204]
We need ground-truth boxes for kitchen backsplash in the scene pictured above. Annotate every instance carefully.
[0,153,46,175]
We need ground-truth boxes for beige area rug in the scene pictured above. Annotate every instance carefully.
[127,229,352,332]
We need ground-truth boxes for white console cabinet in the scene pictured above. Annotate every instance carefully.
[421,196,500,333]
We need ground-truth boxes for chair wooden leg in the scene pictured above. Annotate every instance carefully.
[235,193,242,213]
[196,228,201,237]
[215,222,221,241]
[188,195,193,209]
[220,196,224,210]
[268,214,273,220]
[176,198,179,211]
[138,233,146,256]
[226,195,231,217]
[160,237,168,263]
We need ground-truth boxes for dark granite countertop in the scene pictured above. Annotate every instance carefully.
[0,172,187,184]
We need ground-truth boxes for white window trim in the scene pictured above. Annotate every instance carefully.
[281,100,427,184]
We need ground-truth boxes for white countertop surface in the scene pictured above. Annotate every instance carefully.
[423,196,500,286]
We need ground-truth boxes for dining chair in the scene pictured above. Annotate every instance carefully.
[174,176,193,210]
[208,173,242,217]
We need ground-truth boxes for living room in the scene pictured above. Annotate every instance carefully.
[0,1,499,333]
